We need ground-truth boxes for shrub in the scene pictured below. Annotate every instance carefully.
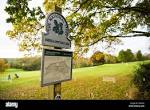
[132,62,150,99]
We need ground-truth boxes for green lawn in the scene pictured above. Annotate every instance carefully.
[0,60,149,100]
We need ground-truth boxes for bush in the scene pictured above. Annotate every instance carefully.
[132,62,150,99]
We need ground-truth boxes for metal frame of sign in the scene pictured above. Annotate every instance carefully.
[41,48,73,87]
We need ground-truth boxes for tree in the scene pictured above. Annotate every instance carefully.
[126,49,135,62]
[10,58,23,69]
[0,59,9,73]
[22,57,41,71]
[104,54,117,64]
[118,50,126,62]
[143,53,150,60]
[5,0,45,54]
[46,0,150,53]
[90,51,105,65]
[5,0,150,54]
[118,49,134,62]
[136,50,143,61]
[73,55,92,68]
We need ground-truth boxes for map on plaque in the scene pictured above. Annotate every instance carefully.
[42,12,71,49]
[41,49,72,86]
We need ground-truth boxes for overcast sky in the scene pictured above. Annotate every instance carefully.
[0,0,150,58]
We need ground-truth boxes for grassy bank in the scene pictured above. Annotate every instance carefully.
[0,60,149,99]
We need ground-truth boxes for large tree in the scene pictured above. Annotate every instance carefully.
[136,50,143,61]
[90,51,105,65]
[118,49,134,62]
[5,0,150,54]
[5,0,45,54]
[0,59,9,73]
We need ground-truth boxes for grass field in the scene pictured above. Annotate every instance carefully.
[0,60,150,100]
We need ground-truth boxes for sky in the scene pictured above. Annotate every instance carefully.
[0,0,150,58]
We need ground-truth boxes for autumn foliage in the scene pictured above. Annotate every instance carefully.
[0,59,9,73]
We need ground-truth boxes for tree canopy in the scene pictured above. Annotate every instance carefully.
[5,0,45,54]
[5,0,150,54]
[0,59,9,73]
[136,50,143,61]
[90,51,105,65]
[118,49,135,62]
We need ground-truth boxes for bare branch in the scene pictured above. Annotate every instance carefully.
[73,0,91,14]
[80,32,149,47]
[80,36,107,47]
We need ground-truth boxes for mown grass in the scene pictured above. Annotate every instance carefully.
[0,60,149,100]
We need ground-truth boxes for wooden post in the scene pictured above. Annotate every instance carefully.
[54,83,61,100]
[49,5,62,100]
[54,5,62,100]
